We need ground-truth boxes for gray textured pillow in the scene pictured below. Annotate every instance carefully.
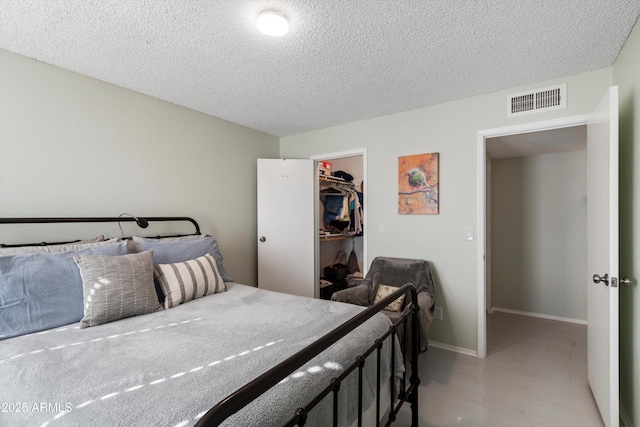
[74,251,163,328]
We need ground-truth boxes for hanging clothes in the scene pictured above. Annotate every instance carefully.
[348,191,363,235]
[341,195,350,221]
[320,180,363,234]
[324,194,344,224]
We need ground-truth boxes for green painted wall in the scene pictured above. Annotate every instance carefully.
[281,67,612,351]
[0,49,280,285]
[491,150,587,321]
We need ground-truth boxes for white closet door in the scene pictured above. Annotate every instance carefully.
[257,159,316,298]
[587,86,619,427]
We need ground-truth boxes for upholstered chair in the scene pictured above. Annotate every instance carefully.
[331,257,436,354]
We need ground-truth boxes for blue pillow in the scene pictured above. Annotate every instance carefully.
[134,236,233,282]
[0,241,128,340]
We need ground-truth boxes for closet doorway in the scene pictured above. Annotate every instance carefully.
[311,149,367,300]
[256,150,367,300]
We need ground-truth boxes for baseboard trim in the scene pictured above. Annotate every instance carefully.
[429,341,478,357]
[621,404,634,427]
[491,307,588,325]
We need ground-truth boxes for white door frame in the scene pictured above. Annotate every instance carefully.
[476,115,588,358]
[311,148,368,290]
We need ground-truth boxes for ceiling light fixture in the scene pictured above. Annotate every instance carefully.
[256,10,289,37]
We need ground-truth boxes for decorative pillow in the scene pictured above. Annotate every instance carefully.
[74,235,105,243]
[373,284,406,312]
[154,253,226,309]
[0,237,119,256]
[133,235,233,282]
[74,251,163,328]
[0,241,129,340]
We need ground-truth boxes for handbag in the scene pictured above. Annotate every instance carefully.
[324,250,349,282]
[347,249,360,274]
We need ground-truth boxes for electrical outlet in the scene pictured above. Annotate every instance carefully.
[434,306,443,320]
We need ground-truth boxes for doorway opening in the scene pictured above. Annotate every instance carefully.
[486,126,588,355]
[311,149,367,300]
[476,115,589,358]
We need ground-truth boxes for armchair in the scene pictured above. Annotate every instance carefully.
[331,257,436,354]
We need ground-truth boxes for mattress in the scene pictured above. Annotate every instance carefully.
[0,283,402,426]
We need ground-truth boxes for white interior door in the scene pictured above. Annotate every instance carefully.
[257,159,316,298]
[587,86,619,427]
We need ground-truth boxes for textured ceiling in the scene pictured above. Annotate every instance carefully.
[1,1,639,137]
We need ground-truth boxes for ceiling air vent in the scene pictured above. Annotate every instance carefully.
[507,83,566,117]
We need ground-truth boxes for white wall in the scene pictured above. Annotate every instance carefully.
[0,49,280,285]
[490,150,587,321]
[613,17,640,427]
[281,68,612,350]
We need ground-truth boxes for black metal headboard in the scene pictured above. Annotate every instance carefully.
[0,216,201,247]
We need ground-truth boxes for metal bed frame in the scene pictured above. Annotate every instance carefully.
[0,216,201,247]
[197,283,421,427]
[0,216,420,427]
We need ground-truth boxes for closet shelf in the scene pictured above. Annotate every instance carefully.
[319,233,356,242]
[319,175,356,187]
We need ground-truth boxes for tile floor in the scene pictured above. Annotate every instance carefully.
[394,311,604,427]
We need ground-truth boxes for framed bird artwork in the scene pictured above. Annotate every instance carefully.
[398,153,439,214]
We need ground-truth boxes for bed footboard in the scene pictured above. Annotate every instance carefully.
[196,284,421,427]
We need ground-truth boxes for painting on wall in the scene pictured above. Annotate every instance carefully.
[398,153,439,214]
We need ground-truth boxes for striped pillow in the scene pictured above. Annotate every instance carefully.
[154,253,226,309]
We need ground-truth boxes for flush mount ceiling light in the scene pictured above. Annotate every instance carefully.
[256,10,289,37]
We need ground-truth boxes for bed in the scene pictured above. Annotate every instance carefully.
[0,217,421,427]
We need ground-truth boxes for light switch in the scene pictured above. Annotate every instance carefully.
[465,226,474,241]
[378,224,386,236]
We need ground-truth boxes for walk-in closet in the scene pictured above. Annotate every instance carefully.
[317,155,364,299]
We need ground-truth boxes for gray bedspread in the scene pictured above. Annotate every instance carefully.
[0,283,402,427]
